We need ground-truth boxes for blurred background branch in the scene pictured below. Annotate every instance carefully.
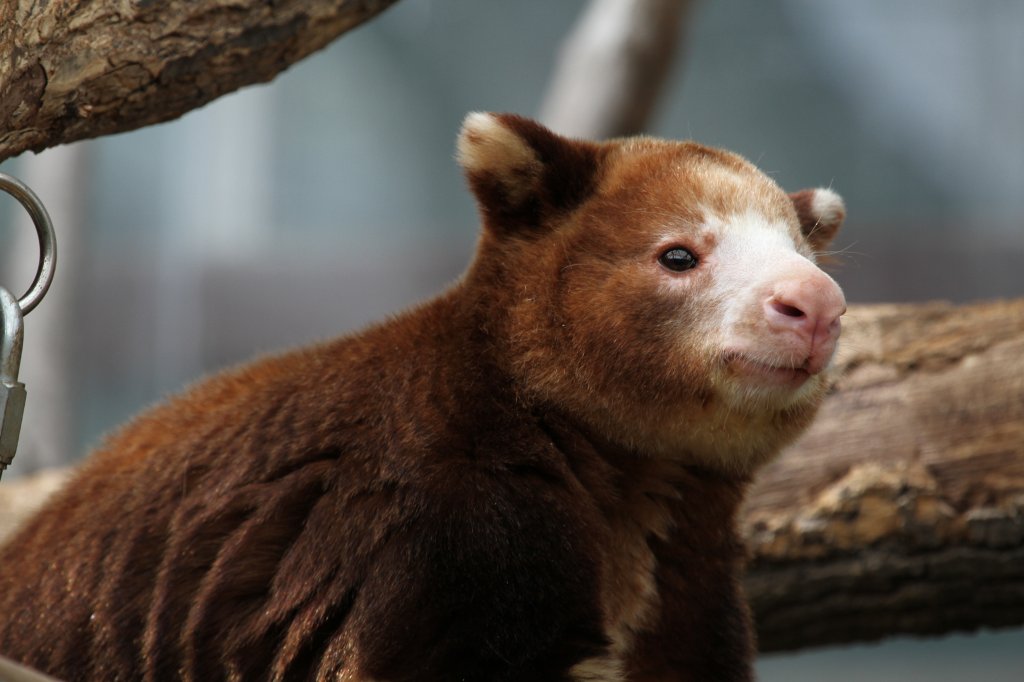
[539,0,692,139]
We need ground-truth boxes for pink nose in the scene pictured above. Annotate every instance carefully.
[764,274,846,373]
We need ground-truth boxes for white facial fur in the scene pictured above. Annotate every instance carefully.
[701,209,845,410]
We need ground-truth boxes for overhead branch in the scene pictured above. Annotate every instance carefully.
[0,0,401,163]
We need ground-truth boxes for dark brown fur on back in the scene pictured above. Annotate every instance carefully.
[0,296,747,681]
[0,298,599,680]
[0,114,844,681]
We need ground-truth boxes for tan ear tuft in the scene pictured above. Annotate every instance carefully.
[789,187,845,252]
[809,188,845,227]
[456,112,604,233]
[456,112,543,204]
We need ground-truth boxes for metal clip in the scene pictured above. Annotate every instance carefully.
[0,172,57,478]
[0,288,25,474]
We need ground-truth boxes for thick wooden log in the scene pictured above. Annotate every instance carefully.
[0,468,68,545]
[0,0,400,163]
[744,299,1024,651]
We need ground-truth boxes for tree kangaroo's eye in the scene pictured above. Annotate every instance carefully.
[658,247,698,272]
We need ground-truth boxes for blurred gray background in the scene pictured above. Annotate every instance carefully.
[1,0,1022,679]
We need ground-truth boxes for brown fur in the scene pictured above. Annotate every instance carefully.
[0,114,843,681]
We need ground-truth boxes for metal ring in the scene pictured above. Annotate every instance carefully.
[0,172,57,315]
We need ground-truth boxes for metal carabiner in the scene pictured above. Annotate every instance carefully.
[0,172,57,315]
[0,288,25,474]
[0,172,57,476]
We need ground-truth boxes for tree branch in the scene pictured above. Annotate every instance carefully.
[744,299,1024,651]
[538,0,692,139]
[0,0,401,163]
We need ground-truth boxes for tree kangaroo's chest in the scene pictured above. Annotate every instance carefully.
[571,456,749,682]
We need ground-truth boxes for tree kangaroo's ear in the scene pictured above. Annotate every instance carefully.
[789,188,845,253]
[456,112,605,234]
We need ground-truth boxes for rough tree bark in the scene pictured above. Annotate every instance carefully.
[745,299,1024,651]
[0,0,401,163]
